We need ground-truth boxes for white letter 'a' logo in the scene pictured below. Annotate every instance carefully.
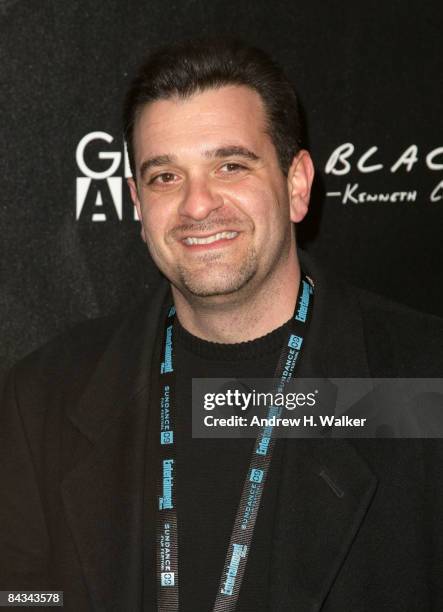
[76,177,122,221]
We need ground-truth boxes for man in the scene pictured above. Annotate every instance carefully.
[1,38,443,611]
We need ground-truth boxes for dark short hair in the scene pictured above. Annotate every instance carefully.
[123,37,303,177]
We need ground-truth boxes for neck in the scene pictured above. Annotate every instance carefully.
[171,248,301,344]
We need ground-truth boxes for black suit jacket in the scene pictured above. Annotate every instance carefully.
[1,254,443,611]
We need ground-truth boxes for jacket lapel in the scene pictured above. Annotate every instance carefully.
[269,252,378,610]
[61,281,169,610]
[270,438,377,611]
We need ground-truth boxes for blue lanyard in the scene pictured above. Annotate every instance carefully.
[156,275,314,611]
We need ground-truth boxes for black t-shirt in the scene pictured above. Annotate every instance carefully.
[144,314,293,612]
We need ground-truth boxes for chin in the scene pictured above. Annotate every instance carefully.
[175,250,259,299]
[178,268,257,299]
[181,277,252,298]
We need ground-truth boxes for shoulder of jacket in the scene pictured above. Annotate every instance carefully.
[354,286,443,376]
[355,285,443,331]
[15,312,123,378]
[10,291,158,397]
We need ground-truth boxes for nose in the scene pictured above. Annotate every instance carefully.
[178,176,224,221]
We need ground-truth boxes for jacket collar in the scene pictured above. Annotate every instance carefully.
[269,250,377,610]
[67,280,170,443]
[298,249,372,378]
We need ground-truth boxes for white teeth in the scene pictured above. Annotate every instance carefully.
[183,231,238,245]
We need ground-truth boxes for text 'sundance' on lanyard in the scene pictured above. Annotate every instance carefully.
[156,273,314,611]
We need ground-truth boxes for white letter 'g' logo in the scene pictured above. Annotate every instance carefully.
[76,131,122,179]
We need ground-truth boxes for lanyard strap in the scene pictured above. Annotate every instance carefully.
[156,305,179,611]
[156,276,314,611]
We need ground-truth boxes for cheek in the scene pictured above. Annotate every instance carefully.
[140,193,179,239]
[232,182,287,228]
[140,208,168,253]
[225,182,267,217]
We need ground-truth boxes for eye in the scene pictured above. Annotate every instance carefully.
[148,172,178,185]
[219,162,247,173]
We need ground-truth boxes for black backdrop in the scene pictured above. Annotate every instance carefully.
[1,0,442,376]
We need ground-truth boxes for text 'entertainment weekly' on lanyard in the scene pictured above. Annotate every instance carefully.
[156,273,314,611]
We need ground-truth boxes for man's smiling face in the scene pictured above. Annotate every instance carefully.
[128,85,307,303]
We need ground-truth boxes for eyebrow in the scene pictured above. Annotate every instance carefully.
[139,146,260,179]
[204,146,260,162]
[139,155,175,179]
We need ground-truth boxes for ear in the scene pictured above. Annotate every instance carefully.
[287,150,315,223]
[127,177,147,242]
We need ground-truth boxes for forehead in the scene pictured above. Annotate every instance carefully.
[132,85,270,161]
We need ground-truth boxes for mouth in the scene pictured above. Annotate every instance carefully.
[181,230,240,248]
